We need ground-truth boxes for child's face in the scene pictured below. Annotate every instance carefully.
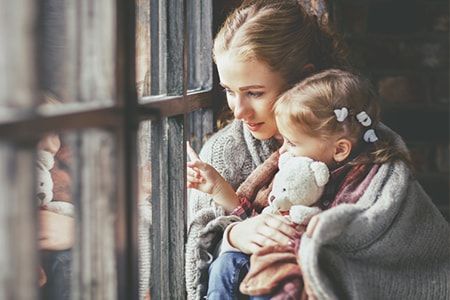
[278,122,336,165]
[215,53,287,140]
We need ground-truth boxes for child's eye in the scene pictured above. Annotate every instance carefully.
[247,91,263,98]
[287,140,296,147]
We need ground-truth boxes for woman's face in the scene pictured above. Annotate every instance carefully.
[216,54,287,140]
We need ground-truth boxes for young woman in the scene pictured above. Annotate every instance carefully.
[185,0,349,298]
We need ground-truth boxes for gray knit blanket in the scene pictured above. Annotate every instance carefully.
[299,160,450,299]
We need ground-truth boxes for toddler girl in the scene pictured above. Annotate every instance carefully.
[187,69,449,299]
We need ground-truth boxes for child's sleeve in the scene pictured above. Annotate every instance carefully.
[230,196,258,220]
[217,222,241,255]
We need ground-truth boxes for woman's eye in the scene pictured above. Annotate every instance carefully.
[223,88,234,96]
[247,91,263,98]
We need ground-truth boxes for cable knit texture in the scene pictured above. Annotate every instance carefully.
[186,120,279,299]
[299,160,450,299]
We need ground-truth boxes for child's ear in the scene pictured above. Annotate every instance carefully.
[333,139,352,163]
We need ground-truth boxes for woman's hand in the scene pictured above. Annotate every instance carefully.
[228,213,305,254]
[39,210,74,250]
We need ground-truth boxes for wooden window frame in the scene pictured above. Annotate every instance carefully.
[0,0,214,299]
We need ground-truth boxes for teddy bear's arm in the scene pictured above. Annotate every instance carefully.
[289,205,321,224]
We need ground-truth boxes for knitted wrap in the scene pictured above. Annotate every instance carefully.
[186,120,279,299]
[299,160,450,299]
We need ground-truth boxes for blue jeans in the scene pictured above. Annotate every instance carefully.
[40,249,72,300]
[207,251,271,300]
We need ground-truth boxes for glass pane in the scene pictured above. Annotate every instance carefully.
[187,0,213,91]
[188,109,214,153]
[36,129,117,300]
[186,109,214,223]
[137,121,152,299]
[137,0,167,98]
[0,0,37,118]
[136,0,151,98]
[38,0,116,110]
[0,143,36,300]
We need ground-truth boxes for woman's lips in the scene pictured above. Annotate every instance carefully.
[246,122,264,131]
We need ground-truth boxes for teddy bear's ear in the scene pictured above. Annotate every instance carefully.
[310,161,330,187]
[278,152,293,169]
[37,150,55,170]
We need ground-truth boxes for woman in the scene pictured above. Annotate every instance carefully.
[185,0,349,299]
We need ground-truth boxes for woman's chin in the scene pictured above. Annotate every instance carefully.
[248,129,275,141]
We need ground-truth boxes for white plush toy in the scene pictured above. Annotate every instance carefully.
[36,150,55,206]
[262,154,330,224]
[36,150,74,217]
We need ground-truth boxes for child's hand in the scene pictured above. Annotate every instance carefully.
[186,142,239,211]
[186,142,223,195]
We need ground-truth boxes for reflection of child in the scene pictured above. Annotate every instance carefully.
[188,70,450,299]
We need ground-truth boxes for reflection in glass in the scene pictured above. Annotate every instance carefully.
[37,129,118,300]
[0,1,36,117]
[188,0,213,91]
[138,121,152,299]
[38,0,116,108]
[0,143,37,300]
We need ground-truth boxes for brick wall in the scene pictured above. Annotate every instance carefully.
[332,0,449,220]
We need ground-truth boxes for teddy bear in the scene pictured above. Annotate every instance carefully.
[36,148,74,217]
[36,150,55,206]
[262,154,330,224]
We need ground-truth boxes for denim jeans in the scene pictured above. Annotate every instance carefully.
[207,251,271,300]
[40,249,72,300]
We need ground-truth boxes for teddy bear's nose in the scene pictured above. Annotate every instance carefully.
[37,193,46,201]
[270,195,275,202]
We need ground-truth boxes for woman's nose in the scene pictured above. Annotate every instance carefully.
[233,96,252,120]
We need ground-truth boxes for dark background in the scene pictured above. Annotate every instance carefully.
[213,0,450,220]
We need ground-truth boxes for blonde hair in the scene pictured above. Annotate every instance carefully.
[213,0,349,86]
[275,69,411,165]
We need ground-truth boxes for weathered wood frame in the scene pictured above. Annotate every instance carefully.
[0,0,213,299]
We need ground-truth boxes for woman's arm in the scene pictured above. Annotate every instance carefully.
[39,210,74,250]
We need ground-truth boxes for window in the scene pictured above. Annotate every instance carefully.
[0,0,214,299]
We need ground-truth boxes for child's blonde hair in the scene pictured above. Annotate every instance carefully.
[275,69,411,165]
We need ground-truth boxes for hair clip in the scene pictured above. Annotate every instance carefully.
[363,129,378,143]
[356,111,372,127]
[334,107,348,122]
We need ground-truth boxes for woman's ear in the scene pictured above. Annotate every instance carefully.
[333,139,352,163]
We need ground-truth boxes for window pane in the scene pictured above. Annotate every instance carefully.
[137,0,167,98]
[38,0,116,108]
[0,0,37,117]
[137,121,152,299]
[187,0,213,91]
[187,109,214,154]
[136,0,151,98]
[0,144,36,300]
[36,130,117,299]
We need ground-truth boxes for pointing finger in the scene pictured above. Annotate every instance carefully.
[186,141,201,161]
